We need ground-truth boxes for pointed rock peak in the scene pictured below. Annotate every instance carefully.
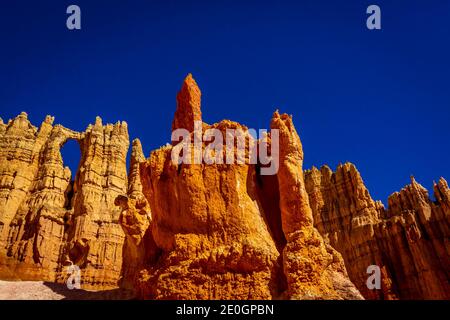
[335,163,352,177]
[433,177,449,203]
[0,118,3,125]
[9,111,31,131]
[408,175,428,195]
[320,164,333,176]
[270,109,304,158]
[344,162,355,169]
[132,138,142,147]
[182,73,203,98]
[310,165,324,178]
[304,165,319,177]
[184,73,196,86]
[272,110,293,121]
[95,116,103,127]
[437,177,449,191]
[19,111,28,119]
[44,115,55,125]
[343,162,359,175]
[270,110,295,132]
[172,73,202,133]
[132,138,145,162]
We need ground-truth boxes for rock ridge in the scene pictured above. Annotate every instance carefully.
[0,74,448,300]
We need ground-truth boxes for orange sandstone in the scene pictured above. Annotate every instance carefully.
[129,75,363,299]
[1,74,447,300]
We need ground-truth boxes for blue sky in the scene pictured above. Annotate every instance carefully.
[1,0,449,204]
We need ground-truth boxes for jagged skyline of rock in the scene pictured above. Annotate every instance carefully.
[0,74,448,299]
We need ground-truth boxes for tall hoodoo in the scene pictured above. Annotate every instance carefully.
[136,74,282,299]
[116,138,152,290]
[271,112,361,299]
[172,73,202,133]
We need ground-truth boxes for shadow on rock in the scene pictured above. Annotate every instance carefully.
[43,282,135,300]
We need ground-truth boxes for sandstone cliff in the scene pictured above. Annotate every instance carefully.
[125,74,362,299]
[304,163,450,299]
[1,74,448,300]
[0,112,129,289]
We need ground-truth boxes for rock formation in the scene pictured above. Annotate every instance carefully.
[271,113,361,299]
[1,74,448,300]
[115,139,152,290]
[172,73,202,134]
[304,163,450,299]
[125,74,363,299]
[0,112,129,289]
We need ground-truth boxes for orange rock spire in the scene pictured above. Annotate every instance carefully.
[172,73,202,133]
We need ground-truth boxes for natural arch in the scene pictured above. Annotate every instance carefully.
[60,139,81,209]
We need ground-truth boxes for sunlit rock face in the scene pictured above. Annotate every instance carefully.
[304,164,450,300]
[1,74,447,300]
[0,112,129,289]
[127,74,362,300]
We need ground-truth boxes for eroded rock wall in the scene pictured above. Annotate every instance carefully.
[304,163,450,299]
[1,74,448,300]
[115,138,152,290]
[0,113,129,289]
[130,74,362,300]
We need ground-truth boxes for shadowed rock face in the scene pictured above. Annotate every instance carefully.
[0,113,129,289]
[304,164,450,299]
[0,74,448,300]
[0,280,134,300]
[115,139,153,290]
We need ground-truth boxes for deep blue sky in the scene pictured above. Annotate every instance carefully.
[1,0,449,204]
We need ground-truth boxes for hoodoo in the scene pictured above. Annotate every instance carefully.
[0,74,448,300]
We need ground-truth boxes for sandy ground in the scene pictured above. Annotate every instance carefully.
[0,280,134,300]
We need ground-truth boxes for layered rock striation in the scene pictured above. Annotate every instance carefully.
[0,113,129,289]
[304,164,450,299]
[115,139,152,290]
